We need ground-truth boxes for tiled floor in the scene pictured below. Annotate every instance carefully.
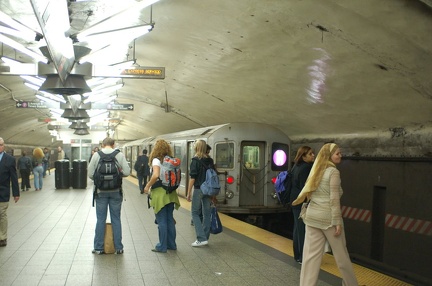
[0,172,337,286]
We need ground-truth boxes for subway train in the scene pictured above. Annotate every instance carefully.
[121,122,291,215]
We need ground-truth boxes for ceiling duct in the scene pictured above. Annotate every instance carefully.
[69,122,89,129]
[61,108,89,120]
[74,128,90,135]
[39,74,91,95]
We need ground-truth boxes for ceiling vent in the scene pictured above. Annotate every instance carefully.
[39,74,91,95]
[74,128,90,135]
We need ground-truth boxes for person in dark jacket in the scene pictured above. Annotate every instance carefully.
[187,140,216,247]
[134,149,150,194]
[17,151,32,191]
[0,137,20,247]
[290,146,315,264]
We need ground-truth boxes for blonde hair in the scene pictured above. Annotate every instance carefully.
[292,143,339,205]
[306,143,338,191]
[194,140,207,159]
[149,139,173,162]
[33,147,44,159]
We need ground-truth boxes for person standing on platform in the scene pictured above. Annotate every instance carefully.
[134,149,150,194]
[293,143,358,286]
[187,140,216,247]
[17,151,32,191]
[88,137,130,254]
[143,140,180,253]
[0,137,20,247]
[290,146,315,264]
[57,146,65,160]
[32,148,44,191]
[42,147,50,177]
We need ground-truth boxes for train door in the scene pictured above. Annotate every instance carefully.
[184,141,195,197]
[239,141,266,206]
[131,146,139,176]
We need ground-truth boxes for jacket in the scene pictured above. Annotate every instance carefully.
[189,156,215,188]
[0,152,20,202]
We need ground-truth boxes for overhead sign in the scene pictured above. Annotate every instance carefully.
[92,65,165,79]
[107,103,134,111]
[16,101,50,109]
[120,67,165,79]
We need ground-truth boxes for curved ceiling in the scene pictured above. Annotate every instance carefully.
[0,0,431,148]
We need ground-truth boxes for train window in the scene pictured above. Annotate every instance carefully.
[174,145,181,158]
[242,145,260,169]
[271,142,289,171]
[215,142,234,169]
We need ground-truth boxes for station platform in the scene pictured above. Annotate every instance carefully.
[0,171,411,286]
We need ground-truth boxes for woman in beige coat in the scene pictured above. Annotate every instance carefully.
[292,143,358,286]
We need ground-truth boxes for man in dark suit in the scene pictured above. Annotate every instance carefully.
[134,149,150,194]
[0,137,20,247]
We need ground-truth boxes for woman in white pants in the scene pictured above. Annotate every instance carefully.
[293,143,358,286]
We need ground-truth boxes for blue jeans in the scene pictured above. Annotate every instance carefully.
[33,165,44,190]
[292,207,306,262]
[94,191,123,251]
[154,202,176,252]
[191,188,211,242]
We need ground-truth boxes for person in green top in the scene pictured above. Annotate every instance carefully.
[144,139,180,253]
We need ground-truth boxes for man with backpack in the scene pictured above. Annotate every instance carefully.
[134,149,150,194]
[88,137,130,255]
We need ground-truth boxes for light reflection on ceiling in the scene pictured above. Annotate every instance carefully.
[306,48,330,104]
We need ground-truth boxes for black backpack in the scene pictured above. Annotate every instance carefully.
[93,150,122,190]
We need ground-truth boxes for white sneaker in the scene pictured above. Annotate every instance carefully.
[191,240,208,247]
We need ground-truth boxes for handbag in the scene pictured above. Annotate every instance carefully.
[299,200,310,220]
[210,205,223,234]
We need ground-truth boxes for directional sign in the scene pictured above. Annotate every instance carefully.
[92,65,165,79]
[16,101,50,109]
[107,103,134,111]
[91,103,134,110]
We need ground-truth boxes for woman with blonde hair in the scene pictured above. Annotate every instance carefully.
[292,143,358,286]
[187,139,216,247]
[144,139,180,253]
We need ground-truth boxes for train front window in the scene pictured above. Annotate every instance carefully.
[242,145,260,169]
[215,142,234,169]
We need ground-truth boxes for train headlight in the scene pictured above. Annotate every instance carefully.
[226,190,234,199]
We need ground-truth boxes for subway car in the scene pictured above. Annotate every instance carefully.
[122,122,291,215]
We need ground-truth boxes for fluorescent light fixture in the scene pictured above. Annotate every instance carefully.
[37,92,67,103]
[0,10,39,38]
[35,94,59,105]
[0,34,47,63]
[21,75,44,86]
[93,95,117,104]
[0,26,38,43]
[77,24,152,43]
[24,82,40,91]
[77,0,159,39]
[1,56,22,65]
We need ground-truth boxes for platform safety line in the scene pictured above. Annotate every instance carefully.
[341,206,432,236]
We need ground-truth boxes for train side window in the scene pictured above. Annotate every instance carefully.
[271,142,289,171]
[243,145,260,169]
[174,145,181,158]
[215,142,234,169]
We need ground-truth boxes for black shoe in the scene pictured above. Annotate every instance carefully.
[151,248,166,253]
[0,239,7,247]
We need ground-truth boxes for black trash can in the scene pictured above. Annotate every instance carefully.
[72,160,87,189]
[55,160,70,189]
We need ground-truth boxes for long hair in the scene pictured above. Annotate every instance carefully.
[149,139,173,162]
[306,143,338,192]
[294,146,312,164]
[194,139,207,159]
[292,143,339,205]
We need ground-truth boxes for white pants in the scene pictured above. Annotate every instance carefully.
[300,225,358,286]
